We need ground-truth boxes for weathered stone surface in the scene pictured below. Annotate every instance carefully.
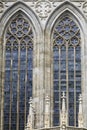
[0,0,87,130]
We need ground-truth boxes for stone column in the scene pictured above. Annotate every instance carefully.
[0,36,3,130]
[33,28,44,128]
[0,37,2,130]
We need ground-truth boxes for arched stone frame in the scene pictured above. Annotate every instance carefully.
[0,1,44,130]
[45,1,87,127]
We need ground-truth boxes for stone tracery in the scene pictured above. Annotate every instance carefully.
[0,0,86,129]
[53,16,81,126]
[4,14,33,130]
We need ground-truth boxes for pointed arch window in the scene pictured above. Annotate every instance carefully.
[53,16,81,126]
[4,14,33,130]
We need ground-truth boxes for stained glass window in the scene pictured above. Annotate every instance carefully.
[53,16,81,126]
[4,14,33,130]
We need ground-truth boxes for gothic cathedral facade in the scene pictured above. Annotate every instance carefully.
[0,0,87,130]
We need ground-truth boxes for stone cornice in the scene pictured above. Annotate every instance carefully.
[0,0,87,21]
[1,0,85,2]
[32,127,87,130]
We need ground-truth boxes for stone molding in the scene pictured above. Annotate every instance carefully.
[1,0,87,20]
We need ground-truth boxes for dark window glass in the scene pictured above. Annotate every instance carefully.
[4,14,33,130]
[53,16,81,126]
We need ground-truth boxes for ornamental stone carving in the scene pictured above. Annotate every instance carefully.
[0,2,9,14]
[60,92,67,128]
[25,97,35,130]
[0,2,4,13]
[35,0,51,19]
[82,0,87,16]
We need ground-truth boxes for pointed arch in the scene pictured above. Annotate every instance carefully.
[45,1,86,33]
[44,1,87,127]
[0,1,42,37]
[0,1,44,130]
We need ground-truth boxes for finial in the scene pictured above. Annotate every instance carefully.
[78,94,83,128]
[60,91,67,128]
[79,94,82,102]
[61,91,66,112]
[29,97,33,105]
[25,97,34,130]
[45,95,50,103]
[78,94,83,114]
[62,91,66,99]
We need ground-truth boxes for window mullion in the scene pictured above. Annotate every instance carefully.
[53,16,81,127]
[66,42,68,125]
[59,46,61,124]
[9,46,13,130]
[4,14,33,130]
[24,44,28,127]
[74,47,76,126]
[16,41,20,130]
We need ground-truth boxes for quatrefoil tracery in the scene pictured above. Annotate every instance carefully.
[6,14,33,51]
[53,16,81,47]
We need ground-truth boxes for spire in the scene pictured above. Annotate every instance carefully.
[78,94,83,128]
[44,95,50,128]
[60,92,67,129]
[61,92,66,113]
[25,97,34,130]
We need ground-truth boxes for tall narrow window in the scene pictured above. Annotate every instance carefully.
[4,14,33,130]
[53,16,81,126]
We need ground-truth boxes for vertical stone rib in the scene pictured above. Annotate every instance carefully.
[24,44,28,128]
[9,55,12,130]
[16,41,20,130]
[74,47,76,126]
[1,37,5,130]
[66,42,68,125]
[59,46,61,120]
[0,37,3,130]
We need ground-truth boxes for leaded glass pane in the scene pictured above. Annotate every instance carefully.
[53,16,81,126]
[53,46,60,126]
[4,14,33,130]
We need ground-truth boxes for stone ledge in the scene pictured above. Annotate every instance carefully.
[1,0,85,2]
[33,126,87,130]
